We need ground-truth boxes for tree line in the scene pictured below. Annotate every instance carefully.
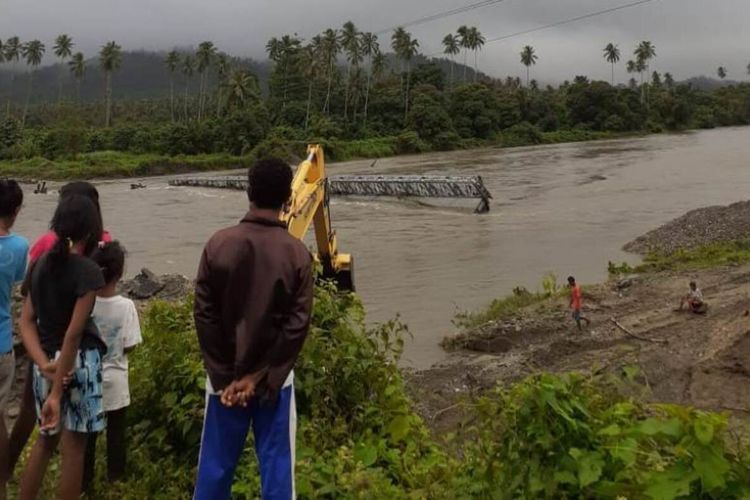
[1,24,749,163]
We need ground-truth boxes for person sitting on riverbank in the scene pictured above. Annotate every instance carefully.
[0,180,29,500]
[677,281,708,314]
[568,276,591,331]
[193,158,313,500]
[7,181,114,482]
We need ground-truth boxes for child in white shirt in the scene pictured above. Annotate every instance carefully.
[83,241,142,489]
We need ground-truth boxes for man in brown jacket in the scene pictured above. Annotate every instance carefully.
[193,158,313,500]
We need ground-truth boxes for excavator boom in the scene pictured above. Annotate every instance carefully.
[281,145,354,291]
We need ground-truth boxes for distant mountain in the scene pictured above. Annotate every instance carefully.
[680,76,742,91]
[0,50,483,105]
[0,51,270,103]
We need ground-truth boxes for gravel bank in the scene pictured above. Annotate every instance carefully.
[624,200,750,255]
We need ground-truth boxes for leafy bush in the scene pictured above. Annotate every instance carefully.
[394,131,428,155]
[103,284,453,499]
[455,372,750,498]
[500,121,544,147]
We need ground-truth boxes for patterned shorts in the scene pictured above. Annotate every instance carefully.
[33,349,105,435]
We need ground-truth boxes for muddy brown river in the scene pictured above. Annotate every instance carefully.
[14,127,750,368]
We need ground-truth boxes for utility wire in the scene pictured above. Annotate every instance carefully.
[425,0,657,56]
[375,0,510,35]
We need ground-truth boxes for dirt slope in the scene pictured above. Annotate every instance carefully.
[408,265,750,434]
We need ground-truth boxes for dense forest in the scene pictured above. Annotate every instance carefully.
[1,25,749,168]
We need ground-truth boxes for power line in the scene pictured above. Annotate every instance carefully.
[426,0,657,56]
[375,0,510,35]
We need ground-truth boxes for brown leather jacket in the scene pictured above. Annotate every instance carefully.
[194,212,313,398]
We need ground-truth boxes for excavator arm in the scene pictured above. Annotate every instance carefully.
[281,144,354,291]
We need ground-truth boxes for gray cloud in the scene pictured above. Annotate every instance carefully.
[1,0,748,82]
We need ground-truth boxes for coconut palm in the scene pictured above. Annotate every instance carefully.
[457,25,470,82]
[196,41,216,120]
[717,66,727,80]
[520,45,538,87]
[301,41,320,130]
[634,41,656,103]
[222,69,258,111]
[392,29,419,123]
[341,21,361,121]
[361,32,379,124]
[214,53,231,116]
[53,34,74,102]
[99,41,122,127]
[21,39,45,125]
[4,37,22,117]
[747,62,750,76]
[442,34,460,86]
[68,52,86,103]
[321,29,340,115]
[372,51,386,83]
[468,27,485,82]
[181,54,195,121]
[165,50,180,121]
[664,72,675,90]
[279,35,302,109]
[603,43,620,85]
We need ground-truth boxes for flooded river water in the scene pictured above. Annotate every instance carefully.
[15,127,750,368]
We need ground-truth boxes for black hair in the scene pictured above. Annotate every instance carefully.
[567,276,576,283]
[48,194,103,270]
[91,241,126,284]
[247,158,293,210]
[0,179,23,218]
[689,281,697,287]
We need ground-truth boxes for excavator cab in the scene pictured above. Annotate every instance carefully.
[282,145,355,292]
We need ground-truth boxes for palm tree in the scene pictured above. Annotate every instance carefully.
[634,41,656,103]
[196,41,216,120]
[4,37,22,117]
[442,34,460,86]
[341,21,360,122]
[392,29,419,124]
[372,51,386,84]
[165,50,180,121]
[747,62,750,76]
[53,34,74,102]
[68,52,86,103]
[21,40,45,125]
[181,54,195,121]
[468,27,485,82]
[603,43,620,85]
[360,32,379,124]
[717,66,727,80]
[457,25,470,82]
[222,70,258,111]
[99,41,122,128]
[520,45,538,87]
[664,72,675,90]
[214,53,231,116]
[301,41,320,130]
[321,29,340,115]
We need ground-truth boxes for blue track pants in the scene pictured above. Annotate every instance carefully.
[194,383,296,499]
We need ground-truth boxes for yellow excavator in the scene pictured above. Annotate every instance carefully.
[282,144,354,291]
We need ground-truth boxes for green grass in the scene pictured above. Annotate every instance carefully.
[0,151,254,180]
[636,239,750,272]
[453,272,565,331]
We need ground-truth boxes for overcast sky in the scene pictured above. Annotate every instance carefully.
[1,0,748,83]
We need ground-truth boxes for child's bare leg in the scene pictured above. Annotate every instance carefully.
[19,433,60,500]
[58,430,86,500]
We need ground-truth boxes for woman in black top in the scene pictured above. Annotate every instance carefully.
[19,195,106,500]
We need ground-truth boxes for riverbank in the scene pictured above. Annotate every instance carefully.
[410,200,750,435]
[0,128,641,181]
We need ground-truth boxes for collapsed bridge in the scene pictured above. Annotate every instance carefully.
[169,174,493,213]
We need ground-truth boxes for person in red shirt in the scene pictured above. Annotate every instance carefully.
[568,276,590,331]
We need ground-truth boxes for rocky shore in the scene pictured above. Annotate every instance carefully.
[624,199,750,255]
